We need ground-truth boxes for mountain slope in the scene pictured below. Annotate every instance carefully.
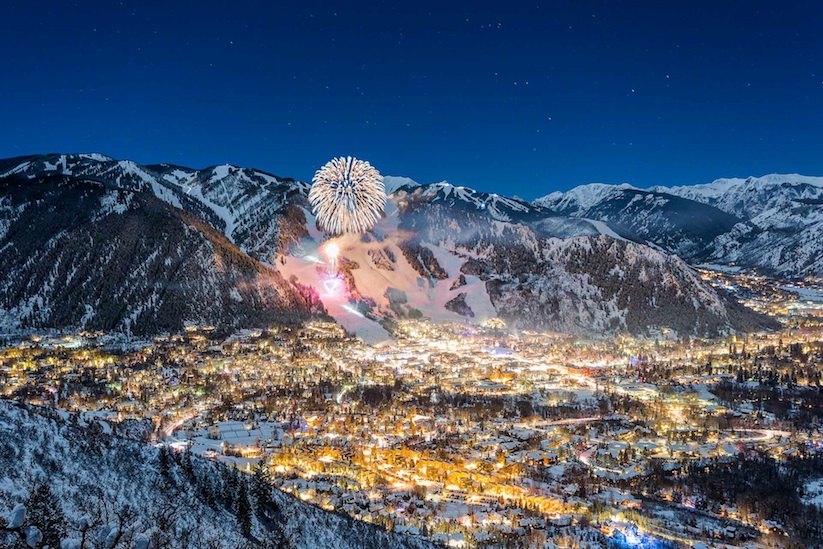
[0,153,778,338]
[389,189,774,336]
[0,400,437,549]
[653,174,823,277]
[651,174,823,219]
[149,163,311,264]
[706,203,823,277]
[0,173,322,336]
[1,154,311,265]
[539,174,823,277]
[534,186,743,259]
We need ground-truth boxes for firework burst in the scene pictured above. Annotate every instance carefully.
[309,157,386,235]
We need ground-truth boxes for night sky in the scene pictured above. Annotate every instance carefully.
[2,1,822,198]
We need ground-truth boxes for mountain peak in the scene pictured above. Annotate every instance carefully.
[533,182,637,213]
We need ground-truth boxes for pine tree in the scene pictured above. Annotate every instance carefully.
[252,460,277,518]
[181,450,194,481]
[158,444,172,479]
[236,478,252,537]
[27,483,66,548]
[222,468,237,508]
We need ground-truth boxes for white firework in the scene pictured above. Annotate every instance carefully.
[309,157,386,235]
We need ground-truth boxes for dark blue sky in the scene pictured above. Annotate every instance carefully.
[2,1,822,198]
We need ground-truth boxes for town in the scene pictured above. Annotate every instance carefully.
[2,275,823,548]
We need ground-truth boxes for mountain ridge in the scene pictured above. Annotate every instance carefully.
[538,173,823,277]
[0,153,781,340]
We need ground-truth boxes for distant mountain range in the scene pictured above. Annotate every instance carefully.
[536,174,823,277]
[0,153,788,339]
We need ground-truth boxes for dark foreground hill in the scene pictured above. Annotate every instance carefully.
[0,400,438,549]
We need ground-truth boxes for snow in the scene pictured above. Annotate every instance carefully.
[161,168,195,186]
[423,243,496,320]
[24,525,42,547]
[278,246,393,344]
[651,176,743,202]
[695,263,743,274]
[408,181,536,222]
[97,191,131,215]
[110,160,157,187]
[302,208,325,243]
[279,196,509,340]
[582,219,630,242]
[657,173,823,218]
[5,503,25,529]
[383,175,419,194]
[182,178,237,240]
[133,534,149,549]
[80,153,114,162]
[0,151,770,337]
[0,161,31,178]
[0,401,436,549]
[150,180,183,209]
[534,182,637,214]
[779,285,823,303]
[538,172,823,276]
[803,478,823,509]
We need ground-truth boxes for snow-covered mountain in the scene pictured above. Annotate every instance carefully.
[0,400,437,549]
[386,186,772,336]
[1,154,310,265]
[706,202,823,277]
[535,183,638,215]
[539,174,823,277]
[534,186,742,258]
[651,174,823,219]
[0,172,322,336]
[654,174,823,276]
[0,153,777,339]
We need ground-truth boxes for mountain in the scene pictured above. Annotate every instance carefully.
[386,185,772,336]
[395,181,626,240]
[0,154,312,265]
[653,174,823,277]
[0,400,437,549]
[0,172,323,336]
[705,201,823,277]
[534,182,639,214]
[540,174,823,278]
[651,174,823,219]
[534,185,742,258]
[0,153,777,339]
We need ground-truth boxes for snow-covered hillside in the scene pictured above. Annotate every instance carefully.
[0,173,322,336]
[0,400,438,549]
[539,174,823,277]
[535,186,741,259]
[0,153,777,340]
[0,154,310,265]
[655,174,823,276]
[652,174,823,219]
[534,183,638,215]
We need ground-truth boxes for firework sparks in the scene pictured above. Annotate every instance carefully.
[309,157,386,235]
